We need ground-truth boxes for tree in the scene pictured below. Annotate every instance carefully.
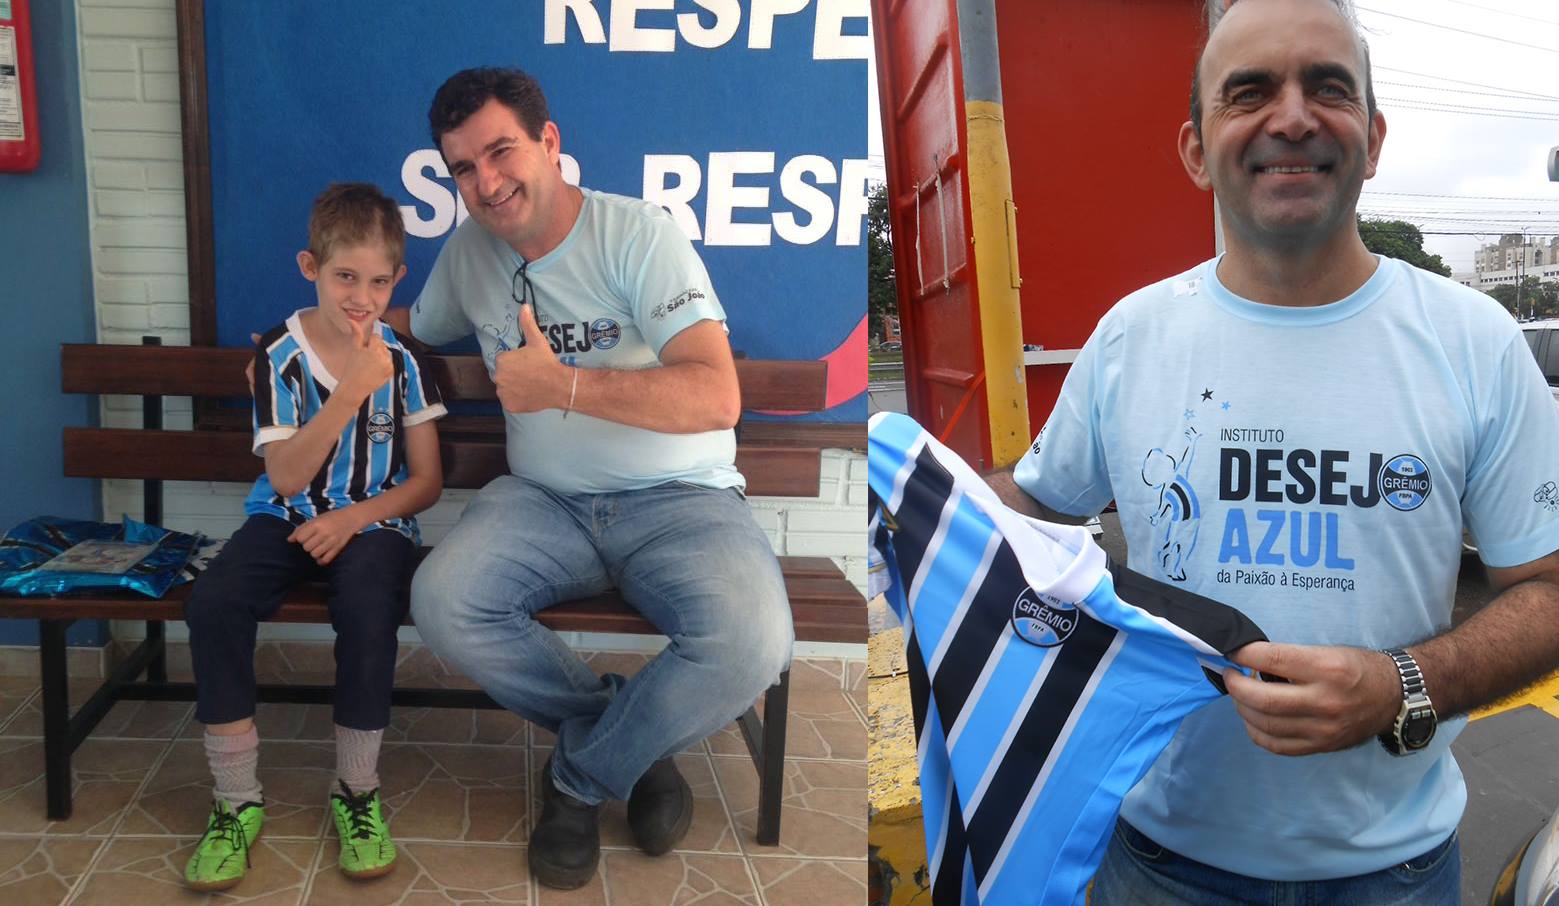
[1357,218,1451,277]
[868,181,898,342]
[1486,276,1559,320]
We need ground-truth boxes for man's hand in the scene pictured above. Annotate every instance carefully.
[1223,641,1402,756]
[339,318,393,404]
[245,332,262,396]
[493,304,570,414]
[287,509,364,565]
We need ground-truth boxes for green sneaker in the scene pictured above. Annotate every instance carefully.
[184,799,264,891]
[330,781,397,879]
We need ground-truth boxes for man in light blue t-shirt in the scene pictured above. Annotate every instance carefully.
[384,68,792,891]
[987,0,1559,903]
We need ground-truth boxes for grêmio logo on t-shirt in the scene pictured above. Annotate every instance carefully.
[542,318,622,355]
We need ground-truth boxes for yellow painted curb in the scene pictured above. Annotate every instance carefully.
[868,627,930,905]
[1471,668,1559,721]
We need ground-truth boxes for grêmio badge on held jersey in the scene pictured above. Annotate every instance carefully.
[1011,587,1079,648]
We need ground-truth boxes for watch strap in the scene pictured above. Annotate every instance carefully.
[1382,647,1426,698]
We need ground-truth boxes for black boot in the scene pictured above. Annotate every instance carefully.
[529,757,601,889]
[627,757,694,856]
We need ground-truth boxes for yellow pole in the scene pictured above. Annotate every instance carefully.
[957,0,1027,466]
[965,98,1029,466]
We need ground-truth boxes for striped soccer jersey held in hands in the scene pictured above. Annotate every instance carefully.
[867,412,1267,906]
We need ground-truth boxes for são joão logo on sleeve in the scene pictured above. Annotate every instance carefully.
[1012,588,1078,648]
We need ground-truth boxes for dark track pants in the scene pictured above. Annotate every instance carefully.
[184,515,414,730]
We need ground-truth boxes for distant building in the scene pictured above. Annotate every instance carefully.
[1458,234,1559,289]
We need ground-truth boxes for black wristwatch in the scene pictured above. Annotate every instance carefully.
[1378,648,1437,756]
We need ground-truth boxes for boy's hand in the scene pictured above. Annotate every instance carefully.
[340,318,393,403]
[288,509,364,565]
[494,304,569,413]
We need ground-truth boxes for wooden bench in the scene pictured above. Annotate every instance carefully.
[2,339,866,845]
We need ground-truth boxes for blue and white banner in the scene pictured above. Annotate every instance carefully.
[205,0,869,419]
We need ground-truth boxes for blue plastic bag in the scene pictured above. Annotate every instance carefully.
[0,516,205,599]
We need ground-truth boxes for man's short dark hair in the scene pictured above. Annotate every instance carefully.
[1188,0,1377,140]
[428,67,550,152]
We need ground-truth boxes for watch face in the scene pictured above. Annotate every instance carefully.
[1403,708,1437,749]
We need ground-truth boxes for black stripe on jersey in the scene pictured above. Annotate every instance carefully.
[1106,559,1266,657]
[963,609,1118,888]
[305,381,337,518]
[382,348,408,495]
[347,396,371,501]
[931,797,969,906]
[1169,483,1192,516]
[278,350,307,434]
[253,349,275,427]
[929,536,1021,743]
[394,331,445,409]
[251,323,291,430]
[906,625,931,741]
[887,445,957,599]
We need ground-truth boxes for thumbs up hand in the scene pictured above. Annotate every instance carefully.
[494,304,571,414]
[340,316,393,404]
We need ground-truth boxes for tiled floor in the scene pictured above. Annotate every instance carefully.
[0,651,867,905]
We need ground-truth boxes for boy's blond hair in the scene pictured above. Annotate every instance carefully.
[307,183,407,269]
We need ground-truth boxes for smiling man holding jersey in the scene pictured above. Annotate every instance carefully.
[983,0,1559,902]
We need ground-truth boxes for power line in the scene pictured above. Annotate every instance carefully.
[1379,98,1559,122]
[1355,6,1559,55]
[1376,80,1559,104]
[1363,191,1559,202]
[1436,0,1559,29]
[1374,66,1559,102]
[1360,213,1556,220]
[1378,95,1559,116]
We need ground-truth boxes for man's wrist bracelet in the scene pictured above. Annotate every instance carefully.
[563,368,579,418]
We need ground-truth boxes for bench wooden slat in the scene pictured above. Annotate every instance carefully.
[64,428,824,498]
[0,560,866,643]
[737,421,866,452]
[61,344,829,412]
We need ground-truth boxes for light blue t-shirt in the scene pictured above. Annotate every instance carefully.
[1014,255,1559,880]
[412,187,742,494]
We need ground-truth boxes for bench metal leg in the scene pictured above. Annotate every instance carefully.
[757,669,790,845]
[39,620,74,822]
[144,620,166,683]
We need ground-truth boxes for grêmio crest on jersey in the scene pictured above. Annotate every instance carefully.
[1011,587,1079,648]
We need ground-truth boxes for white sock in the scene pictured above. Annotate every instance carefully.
[205,727,262,807]
[335,725,384,794]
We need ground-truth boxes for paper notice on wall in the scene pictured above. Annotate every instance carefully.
[0,27,21,141]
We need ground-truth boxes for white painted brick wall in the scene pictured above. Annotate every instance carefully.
[76,0,866,652]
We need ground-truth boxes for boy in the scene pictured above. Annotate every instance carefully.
[182,183,445,891]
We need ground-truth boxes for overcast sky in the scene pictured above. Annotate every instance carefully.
[866,0,1559,273]
[1355,0,1559,272]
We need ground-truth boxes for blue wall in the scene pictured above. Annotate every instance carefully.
[0,1,106,646]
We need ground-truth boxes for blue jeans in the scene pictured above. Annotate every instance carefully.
[409,476,794,804]
[1089,819,1461,906]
